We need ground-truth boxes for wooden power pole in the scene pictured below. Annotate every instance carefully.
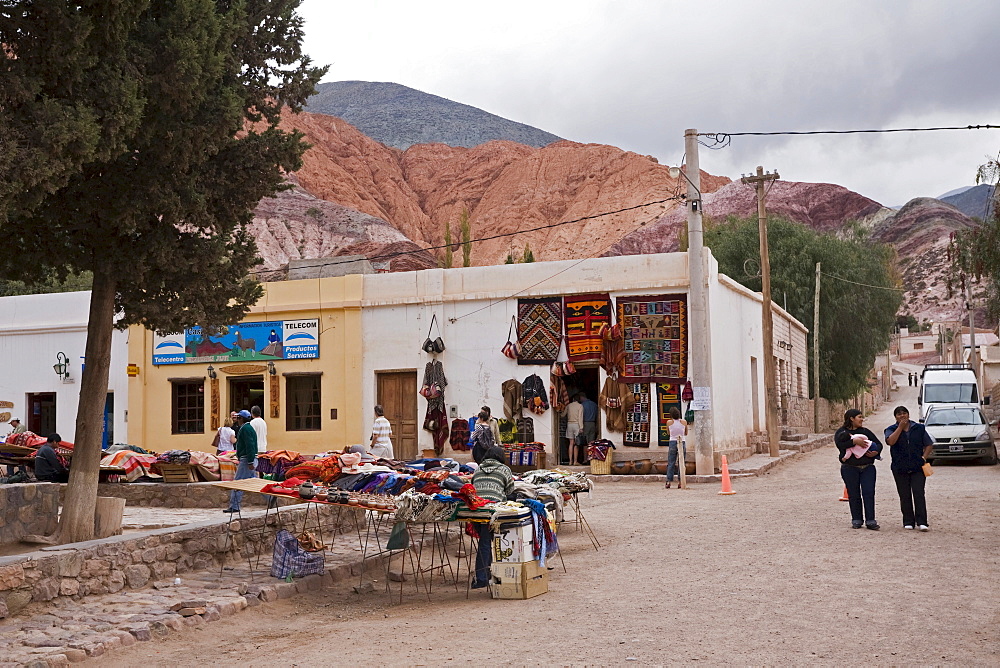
[742,166,780,457]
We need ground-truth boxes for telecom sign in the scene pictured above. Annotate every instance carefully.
[152,319,319,365]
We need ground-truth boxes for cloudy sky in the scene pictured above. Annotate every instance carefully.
[298,1,1000,206]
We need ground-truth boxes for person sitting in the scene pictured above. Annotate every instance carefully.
[34,434,69,483]
[470,445,514,590]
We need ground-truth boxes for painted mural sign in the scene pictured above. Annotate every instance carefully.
[152,319,319,365]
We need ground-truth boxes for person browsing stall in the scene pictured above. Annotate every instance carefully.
[470,445,515,589]
[664,407,688,489]
[224,410,257,514]
[250,405,268,454]
[216,416,236,454]
[8,417,26,436]
[835,409,884,530]
[34,434,69,483]
[884,405,934,531]
[565,395,585,465]
[369,405,394,459]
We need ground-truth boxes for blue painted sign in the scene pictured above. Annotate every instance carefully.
[152,319,319,365]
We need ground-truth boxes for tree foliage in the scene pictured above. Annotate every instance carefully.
[704,215,902,403]
[443,220,453,268]
[459,207,472,267]
[0,0,325,542]
[949,158,1000,320]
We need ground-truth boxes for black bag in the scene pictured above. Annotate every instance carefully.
[421,314,445,354]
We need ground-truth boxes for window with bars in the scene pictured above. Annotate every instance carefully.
[171,381,205,434]
[286,375,321,431]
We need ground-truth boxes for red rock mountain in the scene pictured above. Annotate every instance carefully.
[252,110,974,324]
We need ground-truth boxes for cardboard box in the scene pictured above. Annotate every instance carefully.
[492,522,534,563]
[489,561,549,599]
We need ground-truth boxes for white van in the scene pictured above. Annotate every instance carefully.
[918,364,984,420]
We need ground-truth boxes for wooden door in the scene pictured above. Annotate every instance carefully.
[377,371,417,460]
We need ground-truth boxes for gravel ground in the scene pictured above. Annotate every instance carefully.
[103,383,1000,667]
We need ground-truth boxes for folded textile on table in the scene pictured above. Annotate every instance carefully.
[99,450,161,482]
[392,489,459,523]
[156,450,191,465]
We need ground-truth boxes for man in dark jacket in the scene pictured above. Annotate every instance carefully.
[224,410,258,513]
[35,434,69,483]
[470,445,514,589]
[884,405,934,531]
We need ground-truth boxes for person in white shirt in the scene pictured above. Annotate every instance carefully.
[369,405,394,459]
[565,395,585,465]
[250,405,268,454]
[216,416,237,454]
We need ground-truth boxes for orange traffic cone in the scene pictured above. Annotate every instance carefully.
[718,455,736,495]
[839,486,850,502]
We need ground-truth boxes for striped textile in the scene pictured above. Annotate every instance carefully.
[564,293,610,363]
[517,298,562,365]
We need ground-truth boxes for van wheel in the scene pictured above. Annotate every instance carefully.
[981,445,998,466]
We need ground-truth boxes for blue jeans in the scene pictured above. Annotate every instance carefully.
[666,440,685,482]
[840,463,877,523]
[228,457,257,511]
[473,523,494,586]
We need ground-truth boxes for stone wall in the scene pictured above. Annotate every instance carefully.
[782,395,814,430]
[0,503,360,619]
[85,482,287,508]
[0,483,60,545]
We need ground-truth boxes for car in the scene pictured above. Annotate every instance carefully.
[923,404,998,465]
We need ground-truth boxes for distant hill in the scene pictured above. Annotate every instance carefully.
[303,81,562,150]
[940,183,994,220]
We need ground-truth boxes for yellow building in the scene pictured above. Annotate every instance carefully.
[127,275,365,455]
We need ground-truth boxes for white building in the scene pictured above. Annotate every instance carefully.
[0,291,129,445]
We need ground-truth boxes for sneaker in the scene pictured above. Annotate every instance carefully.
[903,525,914,530]
[470,580,489,590]
[865,522,880,531]
[852,521,864,529]
[223,508,239,514]
[918,525,929,532]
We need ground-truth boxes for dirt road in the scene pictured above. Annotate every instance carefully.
[107,394,1000,666]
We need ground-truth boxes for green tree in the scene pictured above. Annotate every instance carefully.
[0,0,325,543]
[704,216,902,402]
[522,243,535,263]
[444,220,453,268]
[949,159,1000,319]
[0,271,94,297]
[459,207,472,267]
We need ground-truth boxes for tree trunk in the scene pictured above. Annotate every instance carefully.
[57,269,117,544]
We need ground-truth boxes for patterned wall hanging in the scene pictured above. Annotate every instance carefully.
[617,294,688,383]
[517,298,562,365]
[656,382,681,445]
[624,382,651,447]
[564,293,611,363]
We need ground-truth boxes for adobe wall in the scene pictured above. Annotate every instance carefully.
[0,483,60,545]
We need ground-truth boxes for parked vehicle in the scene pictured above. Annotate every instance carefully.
[923,404,998,465]
[917,364,984,420]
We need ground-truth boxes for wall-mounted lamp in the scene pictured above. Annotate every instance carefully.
[53,352,70,380]
[207,365,217,379]
[267,361,276,376]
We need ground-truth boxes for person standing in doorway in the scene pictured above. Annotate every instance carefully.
[884,405,934,531]
[370,405,394,460]
[835,409,883,530]
[224,410,257,513]
[250,405,268,455]
[580,394,599,446]
[664,407,688,488]
[565,395,584,465]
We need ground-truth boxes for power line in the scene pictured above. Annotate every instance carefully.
[820,270,905,292]
[251,195,683,276]
[697,124,999,149]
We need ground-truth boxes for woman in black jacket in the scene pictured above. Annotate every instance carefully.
[834,409,883,530]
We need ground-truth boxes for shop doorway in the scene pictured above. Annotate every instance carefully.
[229,376,265,416]
[376,371,417,461]
[27,392,57,436]
[102,393,114,449]
[552,365,601,465]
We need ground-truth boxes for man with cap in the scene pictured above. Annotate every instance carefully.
[8,417,26,436]
[224,410,258,513]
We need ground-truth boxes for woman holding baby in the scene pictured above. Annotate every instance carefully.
[834,408,883,530]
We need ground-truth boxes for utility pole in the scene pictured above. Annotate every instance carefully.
[966,278,981,392]
[742,166,780,457]
[813,262,821,433]
[683,129,715,475]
